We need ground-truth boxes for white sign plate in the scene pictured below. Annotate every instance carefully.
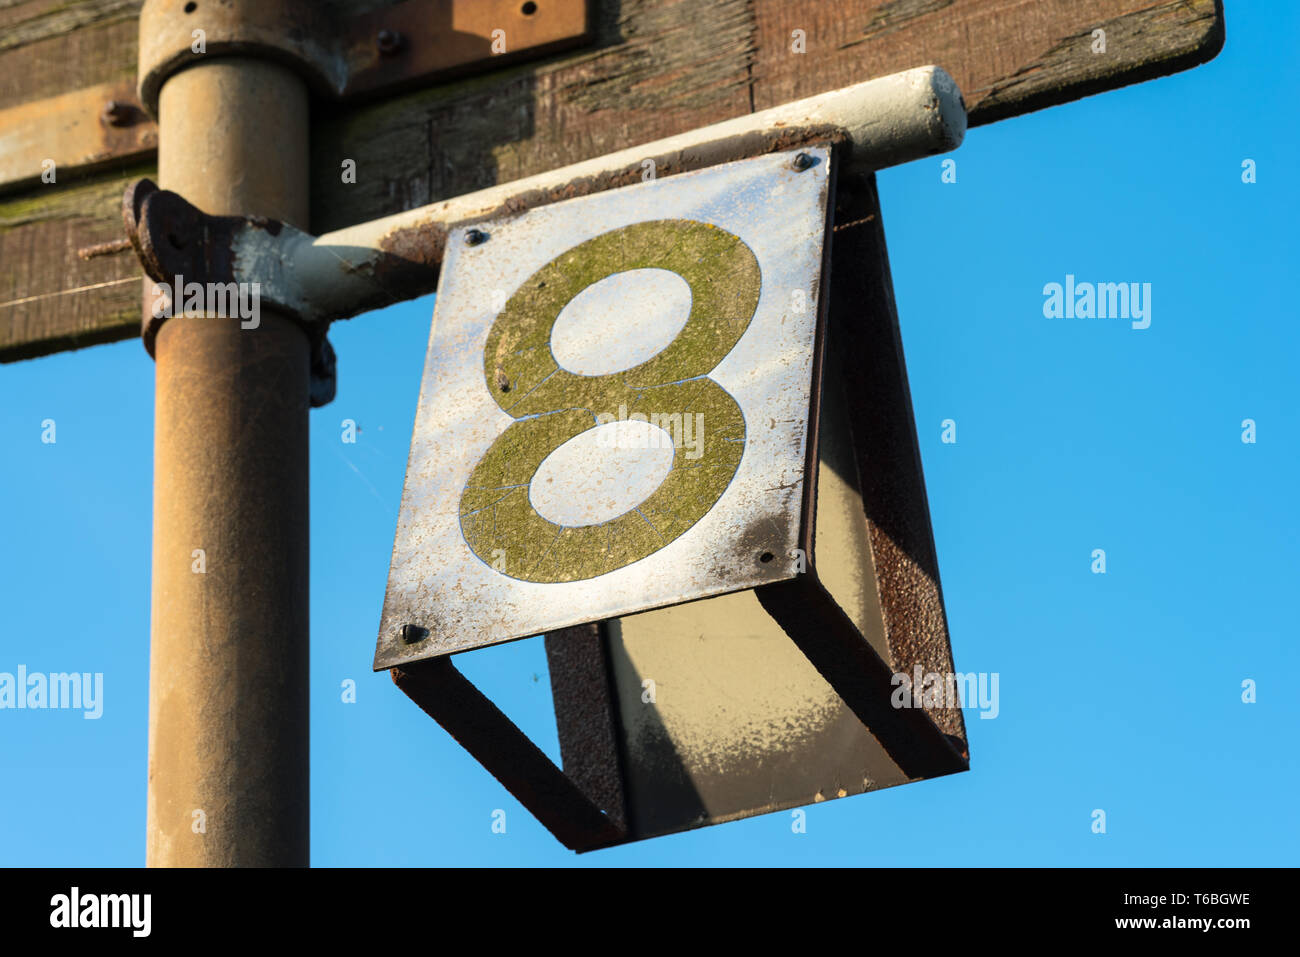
[375,145,833,669]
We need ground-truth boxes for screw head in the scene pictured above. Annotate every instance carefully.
[791,152,815,172]
[101,100,132,127]
[464,228,488,246]
[376,29,404,56]
[399,624,428,644]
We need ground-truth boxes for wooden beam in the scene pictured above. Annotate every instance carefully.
[0,164,150,360]
[0,1,142,113]
[0,0,147,359]
[0,0,1223,362]
[310,0,1223,232]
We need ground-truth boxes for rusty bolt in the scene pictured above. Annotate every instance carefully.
[102,101,133,127]
[791,152,815,172]
[464,228,488,246]
[376,30,404,56]
[399,624,428,644]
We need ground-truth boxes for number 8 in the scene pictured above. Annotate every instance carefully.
[460,219,762,583]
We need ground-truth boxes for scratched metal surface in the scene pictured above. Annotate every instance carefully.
[375,146,831,669]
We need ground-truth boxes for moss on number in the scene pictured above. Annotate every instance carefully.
[461,219,761,583]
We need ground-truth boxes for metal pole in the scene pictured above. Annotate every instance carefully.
[146,59,310,866]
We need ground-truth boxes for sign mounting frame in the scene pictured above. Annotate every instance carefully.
[387,141,968,852]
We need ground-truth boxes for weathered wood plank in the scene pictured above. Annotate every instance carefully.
[0,79,156,193]
[1,0,1223,362]
[0,164,151,359]
[0,1,143,111]
[0,2,147,358]
[310,0,1222,231]
[752,0,1226,124]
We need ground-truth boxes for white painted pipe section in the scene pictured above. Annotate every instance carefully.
[233,65,966,322]
[329,64,964,249]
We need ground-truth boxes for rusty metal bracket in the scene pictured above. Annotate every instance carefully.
[392,654,625,852]
[755,575,969,779]
[137,0,591,116]
[123,179,338,407]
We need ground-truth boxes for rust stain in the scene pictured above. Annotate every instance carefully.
[371,220,447,301]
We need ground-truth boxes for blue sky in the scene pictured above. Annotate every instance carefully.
[1,0,1295,866]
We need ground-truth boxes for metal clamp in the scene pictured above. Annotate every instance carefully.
[123,179,338,407]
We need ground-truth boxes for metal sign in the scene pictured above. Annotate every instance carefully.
[388,156,973,853]
[376,145,832,669]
